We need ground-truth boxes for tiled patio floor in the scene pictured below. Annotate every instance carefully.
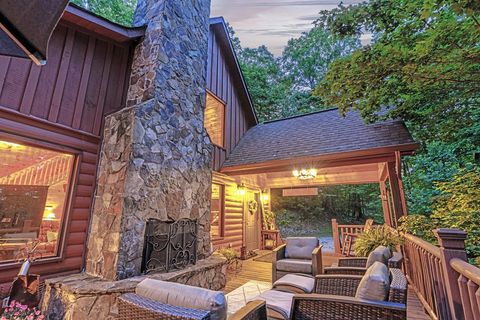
[224,251,430,319]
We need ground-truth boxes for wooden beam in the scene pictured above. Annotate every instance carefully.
[386,162,405,226]
[379,181,392,227]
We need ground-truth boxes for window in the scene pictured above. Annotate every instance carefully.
[204,92,225,148]
[210,183,225,238]
[0,139,75,264]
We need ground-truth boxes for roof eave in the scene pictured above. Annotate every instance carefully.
[62,3,145,43]
[220,142,420,175]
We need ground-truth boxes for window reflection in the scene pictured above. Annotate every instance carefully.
[0,139,74,263]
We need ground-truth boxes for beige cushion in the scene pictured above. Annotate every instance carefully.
[276,259,312,274]
[251,289,294,319]
[285,237,318,259]
[136,279,226,320]
[273,274,315,293]
[355,262,390,301]
[366,245,391,268]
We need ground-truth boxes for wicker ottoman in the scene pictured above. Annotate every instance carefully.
[272,273,315,293]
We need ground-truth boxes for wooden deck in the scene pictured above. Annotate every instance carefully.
[224,252,430,319]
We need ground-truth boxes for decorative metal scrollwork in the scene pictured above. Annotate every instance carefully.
[141,218,197,274]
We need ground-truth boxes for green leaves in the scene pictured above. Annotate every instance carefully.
[70,0,136,26]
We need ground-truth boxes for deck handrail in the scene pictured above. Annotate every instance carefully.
[403,232,441,258]
[401,228,480,320]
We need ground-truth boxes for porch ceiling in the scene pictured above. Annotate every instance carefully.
[236,163,384,188]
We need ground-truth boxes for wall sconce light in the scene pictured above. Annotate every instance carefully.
[261,192,269,202]
[292,168,317,180]
[236,183,246,196]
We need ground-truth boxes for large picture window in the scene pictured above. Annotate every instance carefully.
[0,139,75,264]
[204,92,225,148]
[210,183,225,238]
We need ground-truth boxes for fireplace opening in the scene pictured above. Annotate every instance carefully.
[141,218,198,274]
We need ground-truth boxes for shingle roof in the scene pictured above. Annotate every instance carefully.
[222,108,417,168]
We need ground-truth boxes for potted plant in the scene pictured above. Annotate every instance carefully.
[353,226,403,257]
[1,300,45,320]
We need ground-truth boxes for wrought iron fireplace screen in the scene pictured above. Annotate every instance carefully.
[141,218,198,274]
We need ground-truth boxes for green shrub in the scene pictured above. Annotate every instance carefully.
[398,215,439,244]
[215,247,238,264]
[353,226,403,257]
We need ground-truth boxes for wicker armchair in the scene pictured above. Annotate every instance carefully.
[229,300,267,320]
[289,268,407,320]
[324,251,403,275]
[272,238,323,282]
[118,293,210,320]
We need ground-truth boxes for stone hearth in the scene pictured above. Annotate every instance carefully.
[42,255,227,320]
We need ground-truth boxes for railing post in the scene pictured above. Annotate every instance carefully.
[434,228,468,320]
[332,219,341,255]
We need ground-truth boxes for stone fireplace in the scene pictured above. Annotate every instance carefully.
[85,0,214,281]
[41,1,228,319]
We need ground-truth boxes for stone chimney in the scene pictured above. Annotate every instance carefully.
[85,0,212,280]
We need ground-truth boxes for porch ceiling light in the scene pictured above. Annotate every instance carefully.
[236,183,246,196]
[293,168,317,180]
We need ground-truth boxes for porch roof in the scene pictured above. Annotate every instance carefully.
[221,108,419,173]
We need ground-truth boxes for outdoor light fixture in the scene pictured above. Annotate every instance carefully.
[236,183,246,196]
[292,168,317,180]
[261,192,269,202]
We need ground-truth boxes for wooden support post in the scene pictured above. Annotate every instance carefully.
[331,219,341,255]
[379,181,392,227]
[386,162,405,227]
[434,228,468,320]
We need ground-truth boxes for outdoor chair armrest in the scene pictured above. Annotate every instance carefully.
[230,300,267,320]
[324,266,367,275]
[273,243,286,262]
[291,294,407,320]
[338,257,368,267]
[117,293,210,320]
[388,252,404,269]
[314,274,363,297]
[312,245,323,275]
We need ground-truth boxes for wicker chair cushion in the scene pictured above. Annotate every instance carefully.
[366,246,391,268]
[250,289,294,319]
[136,279,226,320]
[285,237,318,259]
[273,274,315,293]
[276,259,312,274]
[355,262,390,301]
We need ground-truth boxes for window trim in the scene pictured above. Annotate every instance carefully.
[205,90,226,150]
[211,182,226,240]
[0,132,81,268]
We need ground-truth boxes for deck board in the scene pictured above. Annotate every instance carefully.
[224,252,430,319]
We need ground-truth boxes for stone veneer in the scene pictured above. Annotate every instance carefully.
[85,0,213,280]
[42,255,227,320]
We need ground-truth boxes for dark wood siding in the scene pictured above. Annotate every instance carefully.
[0,22,134,282]
[0,23,132,136]
[206,28,255,171]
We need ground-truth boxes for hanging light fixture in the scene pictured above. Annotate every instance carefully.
[292,168,317,180]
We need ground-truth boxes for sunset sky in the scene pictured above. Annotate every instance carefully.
[210,0,365,55]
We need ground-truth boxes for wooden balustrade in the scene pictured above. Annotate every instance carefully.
[402,228,479,320]
[0,154,72,186]
[331,218,366,255]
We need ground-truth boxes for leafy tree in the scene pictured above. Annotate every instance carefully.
[282,26,360,91]
[70,0,136,26]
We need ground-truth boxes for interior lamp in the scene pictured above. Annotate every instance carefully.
[292,168,317,180]
[261,192,269,202]
[43,205,56,221]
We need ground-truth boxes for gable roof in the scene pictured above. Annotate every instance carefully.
[209,17,258,124]
[222,108,419,171]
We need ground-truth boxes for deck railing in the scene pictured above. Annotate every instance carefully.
[402,228,480,320]
[331,219,366,254]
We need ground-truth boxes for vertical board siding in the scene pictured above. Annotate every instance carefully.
[0,23,133,135]
[206,28,255,171]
